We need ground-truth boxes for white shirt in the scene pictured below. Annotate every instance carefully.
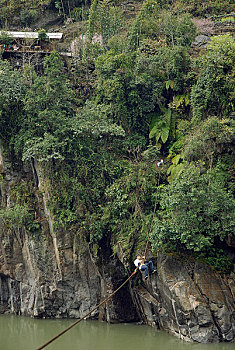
[134,258,143,270]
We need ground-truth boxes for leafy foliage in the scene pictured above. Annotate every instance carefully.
[151,166,235,254]
[0,0,52,27]
[0,1,234,272]
[95,43,190,143]
[184,117,235,168]
[0,60,27,142]
[191,35,235,122]
[20,8,38,27]
[14,52,75,161]
[0,204,35,240]
[38,29,49,42]
[198,248,233,274]
[0,31,14,45]
[172,0,235,16]
[89,160,161,254]
[158,11,196,48]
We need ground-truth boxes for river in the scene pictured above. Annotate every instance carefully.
[0,315,234,350]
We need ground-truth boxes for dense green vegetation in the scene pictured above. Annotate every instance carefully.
[0,0,234,273]
[0,0,91,27]
[0,0,234,28]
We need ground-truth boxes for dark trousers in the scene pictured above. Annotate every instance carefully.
[140,260,154,277]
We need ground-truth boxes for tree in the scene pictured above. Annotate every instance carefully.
[88,0,98,41]
[38,28,49,42]
[0,31,14,45]
[95,43,190,142]
[15,52,75,161]
[95,50,140,133]
[0,59,27,143]
[20,9,38,27]
[159,11,196,48]
[89,159,160,252]
[151,166,235,253]
[191,35,235,122]
[136,45,190,147]
[183,117,235,170]
[127,0,160,50]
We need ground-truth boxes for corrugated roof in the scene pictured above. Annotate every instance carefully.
[0,31,63,39]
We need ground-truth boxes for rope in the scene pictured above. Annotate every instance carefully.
[35,268,138,350]
[35,160,163,349]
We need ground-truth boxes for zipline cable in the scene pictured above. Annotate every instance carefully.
[35,268,138,350]
[36,160,163,350]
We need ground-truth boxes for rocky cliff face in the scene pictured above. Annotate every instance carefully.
[0,143,234,343]
[132,254,235,343]
[0,229,137,322]
[0,142,137,322]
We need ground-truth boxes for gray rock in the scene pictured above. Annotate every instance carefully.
[0,143,234,344]
[191,327,219,343]
[192,35,210,47]
[132,253,235,343]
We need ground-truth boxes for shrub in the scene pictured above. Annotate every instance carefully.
[151,165,235,253]
[0,31,14,45]
[20,9,38,27]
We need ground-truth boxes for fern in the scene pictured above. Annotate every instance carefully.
[149,107,175,145]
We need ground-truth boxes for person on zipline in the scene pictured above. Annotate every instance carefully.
[157,159,164,168]
[134,255,156,280]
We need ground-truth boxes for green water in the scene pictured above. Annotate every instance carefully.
[0,315,234,350]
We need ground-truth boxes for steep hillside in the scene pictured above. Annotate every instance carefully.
[0,0,234,343]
